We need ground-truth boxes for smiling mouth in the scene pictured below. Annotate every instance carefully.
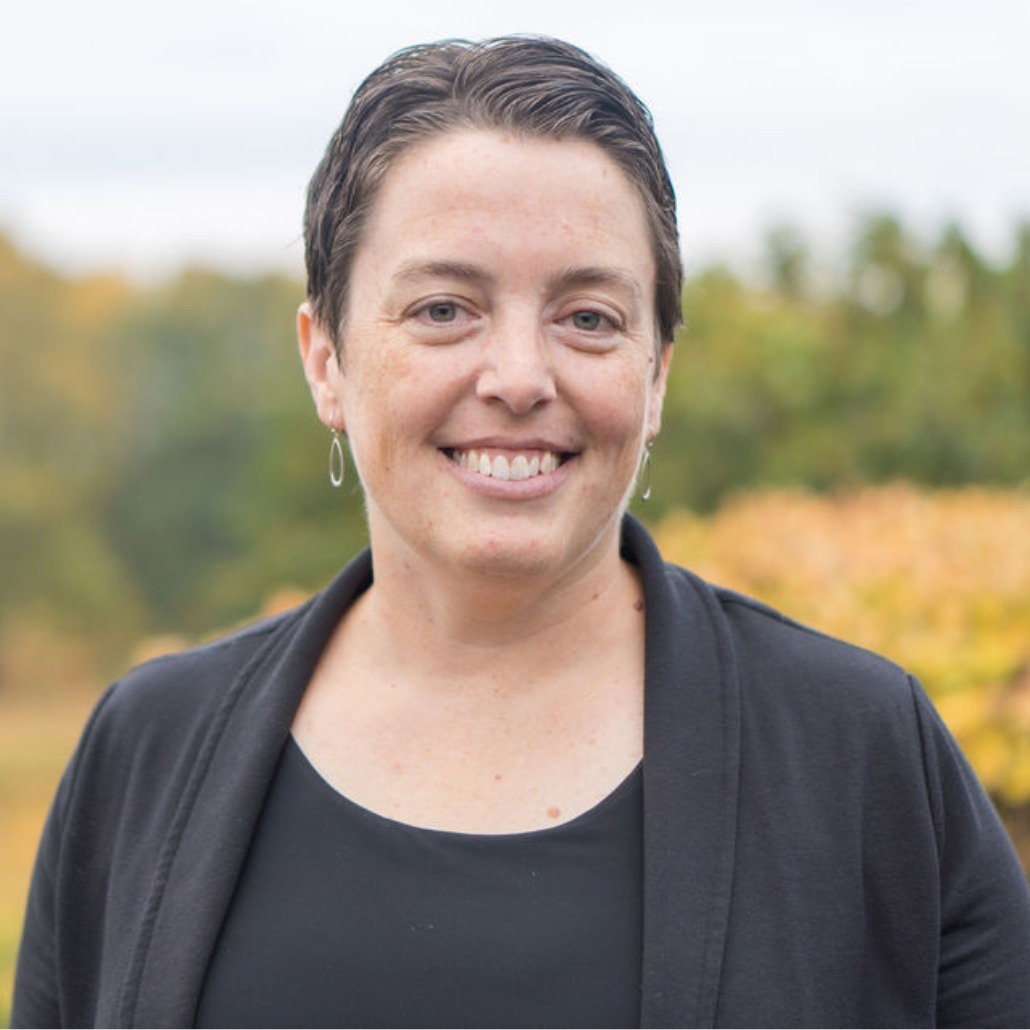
[444,448,569,481]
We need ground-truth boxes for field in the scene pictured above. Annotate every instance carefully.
[2,484,1029,1022]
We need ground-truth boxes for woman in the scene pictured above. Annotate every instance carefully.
[13,36,1030,1029]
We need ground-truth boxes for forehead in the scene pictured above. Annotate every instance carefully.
[353,129,655,287]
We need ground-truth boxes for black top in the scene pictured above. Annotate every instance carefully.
[14,518,1030,1028]
[195,736,644,1029]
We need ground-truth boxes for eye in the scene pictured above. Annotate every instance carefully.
[555,302,625,353]
[564,306,618,331]
[405,297,479,341]
[426,301,458,323]
[570,310,605,331]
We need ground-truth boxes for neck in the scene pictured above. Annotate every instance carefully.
[351,518,641,691]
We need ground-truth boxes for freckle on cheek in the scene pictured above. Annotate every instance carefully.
[546,806,561,819]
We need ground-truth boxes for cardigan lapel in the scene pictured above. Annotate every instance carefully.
[122,518,741,1027]
[124,552,374,1028]
[628,517,741,1028]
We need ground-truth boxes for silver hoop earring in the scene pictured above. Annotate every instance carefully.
[329,429,345,488]
[637,440,653,502]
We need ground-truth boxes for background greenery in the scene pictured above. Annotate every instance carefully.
[4,215,1029,667]
[2,214,1029,1022]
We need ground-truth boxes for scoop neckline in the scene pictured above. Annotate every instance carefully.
[285,733,642,842]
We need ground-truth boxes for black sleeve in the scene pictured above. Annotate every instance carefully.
[11,684,118,1029]
[910,676,1030,1027]
[11,786,64,1028]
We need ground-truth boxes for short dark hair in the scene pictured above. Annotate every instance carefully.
[304,36,682,353]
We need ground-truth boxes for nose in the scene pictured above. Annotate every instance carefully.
[475,319,557,415]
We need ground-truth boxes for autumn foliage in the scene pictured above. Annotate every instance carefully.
[655,486,1030,812]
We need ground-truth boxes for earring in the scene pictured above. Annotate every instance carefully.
[637,440,654,502]
[329,429,345,488]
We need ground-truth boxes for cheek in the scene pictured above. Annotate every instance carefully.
[570,381,650,502]
[580,368,652,444]
[346,347,453,472]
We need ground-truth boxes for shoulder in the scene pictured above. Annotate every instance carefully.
[664,560,911,704]
[63,605,313,808]
[659,563,936,838]
[44,601,316,849]
[95,604,309,737]
[57,549,373,812]
[655,560,933,788]
[625,512,917,731]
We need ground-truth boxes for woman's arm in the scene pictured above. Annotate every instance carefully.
[11,793,64,1028]
[910,676,1030,1026]
[11,683,121,1029]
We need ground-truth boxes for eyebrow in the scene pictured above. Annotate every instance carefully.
[391,260,644,303]
[391,260,496,288]
[545,266,644,303]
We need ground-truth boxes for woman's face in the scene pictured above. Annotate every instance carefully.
[300,129,671,584]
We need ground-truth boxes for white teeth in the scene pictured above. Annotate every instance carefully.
[450,449,563,479]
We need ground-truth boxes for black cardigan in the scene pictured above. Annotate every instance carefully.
[13,517,1030,1027]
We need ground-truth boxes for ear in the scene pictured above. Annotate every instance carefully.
[297,302,344,430]
[646,344,673,440]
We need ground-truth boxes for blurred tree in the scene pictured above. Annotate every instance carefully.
[98,270,369,634]
[2,211,1029,671]
[762,223,810,300]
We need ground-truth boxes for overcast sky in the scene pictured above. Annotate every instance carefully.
[2,0,1027,282]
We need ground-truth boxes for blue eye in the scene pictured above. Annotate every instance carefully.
[427,302,458,322]
[571,310,604,331]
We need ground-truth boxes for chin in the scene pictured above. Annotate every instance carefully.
[446,532,558,581]
[447,517,617,586]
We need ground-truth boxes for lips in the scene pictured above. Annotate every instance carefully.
[444,448,567,481]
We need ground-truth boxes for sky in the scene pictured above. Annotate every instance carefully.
[2,0,1028,283]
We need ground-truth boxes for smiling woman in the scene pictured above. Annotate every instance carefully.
[12,36,1030,1030]
[298,130,666,594]
[291,129,665,838]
